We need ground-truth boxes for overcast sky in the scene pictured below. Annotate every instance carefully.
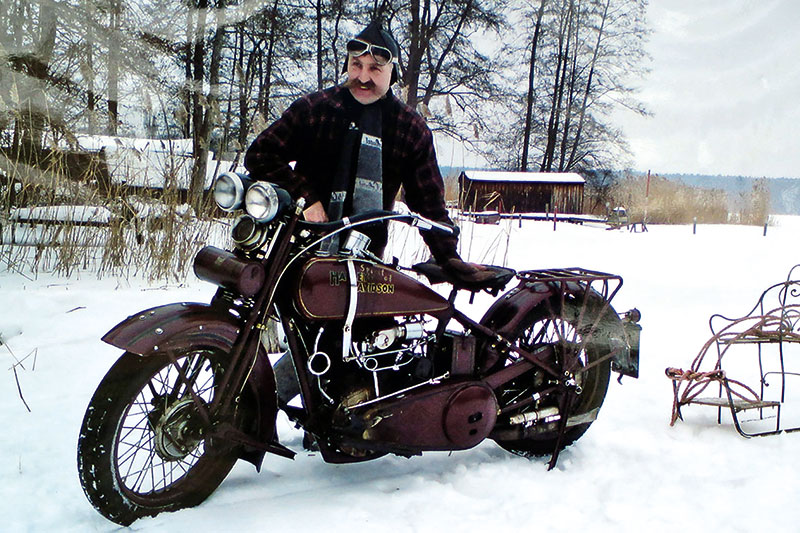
[615,0,800,179]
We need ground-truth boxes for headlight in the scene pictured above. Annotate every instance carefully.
[231,215,269,250]
[213,172,252,212]
[245,182,290,222]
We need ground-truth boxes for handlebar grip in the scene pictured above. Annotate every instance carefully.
[410,215,460,237]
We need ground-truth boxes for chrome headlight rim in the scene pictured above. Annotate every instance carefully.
[231,214,269,251]
[244,181,281,222]
[213,172,250,212]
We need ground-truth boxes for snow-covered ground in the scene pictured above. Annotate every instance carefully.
[3,215,800,532]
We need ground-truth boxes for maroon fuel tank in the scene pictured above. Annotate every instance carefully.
[295,257,450,320]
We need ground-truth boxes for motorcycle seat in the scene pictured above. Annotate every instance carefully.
[412,260,516,295]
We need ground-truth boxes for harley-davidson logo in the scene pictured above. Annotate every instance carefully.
[329,271,348,286]
[357,281,395,294]
[329,264,395,294]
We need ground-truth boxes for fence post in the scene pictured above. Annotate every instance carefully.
[693,217,697,235]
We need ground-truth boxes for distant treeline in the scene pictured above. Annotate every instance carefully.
[440,167,786,223]
[661,174,800,216]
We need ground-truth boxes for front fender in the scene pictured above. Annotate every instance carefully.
[102,302,282,467]
[102,302,241,355]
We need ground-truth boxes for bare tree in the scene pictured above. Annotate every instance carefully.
[487,0,648,174]
[186,0,227,211]
[376,0,506,142]
[520,0,546,171]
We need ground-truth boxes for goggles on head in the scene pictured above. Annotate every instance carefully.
[346,39,394,66]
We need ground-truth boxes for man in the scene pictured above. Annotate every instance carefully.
[244,21,487,281]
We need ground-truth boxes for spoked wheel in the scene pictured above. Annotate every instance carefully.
[492,297,613,458]
[77,348,238,525]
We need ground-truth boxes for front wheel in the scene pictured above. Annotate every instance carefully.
[491,297,613,458]
[77,348,238,525]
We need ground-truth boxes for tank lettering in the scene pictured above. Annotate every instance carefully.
[328,264,395,294]
[330,271,348,286]
[357,281,395,294]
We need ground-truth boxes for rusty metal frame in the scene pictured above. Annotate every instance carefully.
[668,264,800,437]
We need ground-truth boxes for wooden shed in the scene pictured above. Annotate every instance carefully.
[458,170,585,214]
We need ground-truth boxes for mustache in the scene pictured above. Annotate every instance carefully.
[344,78,376,90]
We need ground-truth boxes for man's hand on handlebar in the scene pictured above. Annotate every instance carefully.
[303,201,329,222]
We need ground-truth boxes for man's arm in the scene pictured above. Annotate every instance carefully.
[399,123,459,262]
[244,98,321,207]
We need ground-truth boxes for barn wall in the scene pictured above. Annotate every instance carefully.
[459,177,584,214]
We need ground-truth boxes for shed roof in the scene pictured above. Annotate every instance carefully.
[461,170,585,184]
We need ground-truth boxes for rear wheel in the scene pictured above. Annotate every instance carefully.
[492,297,612,457]
[77,348,238,525]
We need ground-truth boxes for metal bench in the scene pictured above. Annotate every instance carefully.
[667,264,800,437]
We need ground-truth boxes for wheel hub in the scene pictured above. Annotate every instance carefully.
[152,398,205,461]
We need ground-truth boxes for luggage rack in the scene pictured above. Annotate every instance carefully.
[516,267,624,302]
[515,267,639,380]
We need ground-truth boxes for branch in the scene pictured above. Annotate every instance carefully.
[4,344,36,413]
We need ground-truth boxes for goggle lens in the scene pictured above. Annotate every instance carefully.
[346,39,393,66]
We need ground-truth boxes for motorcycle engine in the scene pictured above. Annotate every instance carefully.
[307,316,440,410]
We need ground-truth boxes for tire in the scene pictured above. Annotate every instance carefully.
[492,297,613,457]
[77,347,238,525]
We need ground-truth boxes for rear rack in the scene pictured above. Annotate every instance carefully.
[516,267,623,302]
[515,267,639,380]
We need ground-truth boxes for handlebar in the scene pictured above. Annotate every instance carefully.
[295,210,459,237]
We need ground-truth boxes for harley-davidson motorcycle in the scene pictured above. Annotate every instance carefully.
[77,172,641,525]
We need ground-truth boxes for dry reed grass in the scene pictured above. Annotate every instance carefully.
[1,147,229,281]
[607,173,769,226]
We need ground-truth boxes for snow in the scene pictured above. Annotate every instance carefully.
[74,135,195,155]
[3,215,800,532]
[461,170,586,184]
[10,205,113,225]
[70,134,245,190]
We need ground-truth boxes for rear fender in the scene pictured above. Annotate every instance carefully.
[478,281,636,377]
[102,302,280,467]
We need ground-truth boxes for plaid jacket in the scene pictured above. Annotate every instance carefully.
[244,85,457,261]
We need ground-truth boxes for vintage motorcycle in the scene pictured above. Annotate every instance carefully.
[77,172,641,525]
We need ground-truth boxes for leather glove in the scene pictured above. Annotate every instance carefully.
[442,257,496,284]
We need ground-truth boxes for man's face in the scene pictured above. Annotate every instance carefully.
[346,52,392,105]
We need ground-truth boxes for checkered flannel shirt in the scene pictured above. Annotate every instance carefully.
[244,85,457,261]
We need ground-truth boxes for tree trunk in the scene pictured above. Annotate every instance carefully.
[540,0,573,172]
[260,0,280,122]
[404,0,426,111]
[558,2,581,171]
[189,0,209,211]
[19,0,57,156]
[190,3,226,213]
[567,0,609,170]
[520,0,546,172]
[315,0,323,90]
[236,23,250,149]
[107,0,120,135]
[84,4,97,135]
